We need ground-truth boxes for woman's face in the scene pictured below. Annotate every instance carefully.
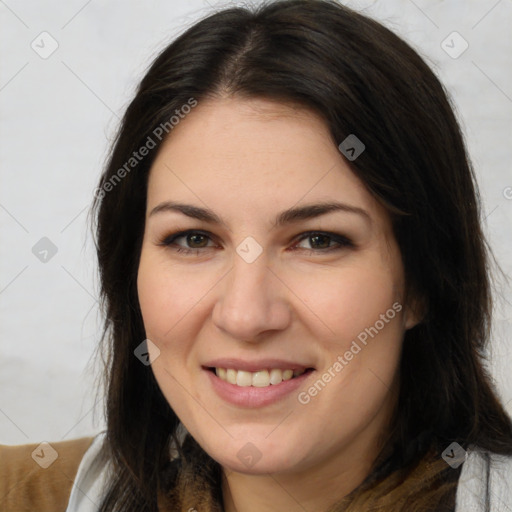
[137,96,418,477]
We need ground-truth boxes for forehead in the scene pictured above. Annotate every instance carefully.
[146,96,387,227]
[154,96,335,165]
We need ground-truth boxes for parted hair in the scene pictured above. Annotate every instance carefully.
[91,1,512,511]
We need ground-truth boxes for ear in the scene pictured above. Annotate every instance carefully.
[403,293,427,330]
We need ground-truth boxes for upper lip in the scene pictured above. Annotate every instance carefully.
[203,358,314,373]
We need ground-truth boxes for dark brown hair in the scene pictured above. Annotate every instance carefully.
[91,1,512,511]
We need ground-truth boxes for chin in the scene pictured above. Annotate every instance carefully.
[221,453,301,475]
[202,437,309,475]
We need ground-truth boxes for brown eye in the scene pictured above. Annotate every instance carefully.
[186,233,209,248]
[308,234,331,249]
[293,231,354,253]
[159,230,216,254]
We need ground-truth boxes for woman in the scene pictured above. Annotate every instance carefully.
[1,0,511,511]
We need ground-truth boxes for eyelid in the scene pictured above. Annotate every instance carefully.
[158,229,217,248]
[291,231,354,250]
[157,229,354,254]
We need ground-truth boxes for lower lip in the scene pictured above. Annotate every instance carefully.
[204,368,314,408]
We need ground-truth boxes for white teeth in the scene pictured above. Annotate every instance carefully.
[252,370,270,387]
[269,368,283,385]
[282,369,294,381]
[214,367,307,387]
[226,368,237,385]
[236,370,252,387]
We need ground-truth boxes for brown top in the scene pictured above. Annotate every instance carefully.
[0,436,95,512]
[0,435,221,512]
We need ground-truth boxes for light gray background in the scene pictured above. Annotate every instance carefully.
[1,0,511,445]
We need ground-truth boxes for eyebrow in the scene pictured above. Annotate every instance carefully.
[149,200,371,229]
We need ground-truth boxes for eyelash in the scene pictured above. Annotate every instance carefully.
[157,229,354,256]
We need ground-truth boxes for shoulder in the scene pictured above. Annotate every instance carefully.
[456,447,512,511]
[0,435,98,512]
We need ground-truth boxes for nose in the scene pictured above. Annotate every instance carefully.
[212,251,291,343]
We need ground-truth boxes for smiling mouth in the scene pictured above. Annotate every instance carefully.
[207,367,315,387]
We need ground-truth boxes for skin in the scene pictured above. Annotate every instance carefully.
[137,96,421,512]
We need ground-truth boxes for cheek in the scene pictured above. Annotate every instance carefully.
[136,252,204,408]
[289,257,405,410]
[290,260,403,345]
[137,250,209,343]
[137,259,173,340]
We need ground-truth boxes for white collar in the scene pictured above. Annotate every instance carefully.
[455,447,512,511]
[65,432,109,512]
